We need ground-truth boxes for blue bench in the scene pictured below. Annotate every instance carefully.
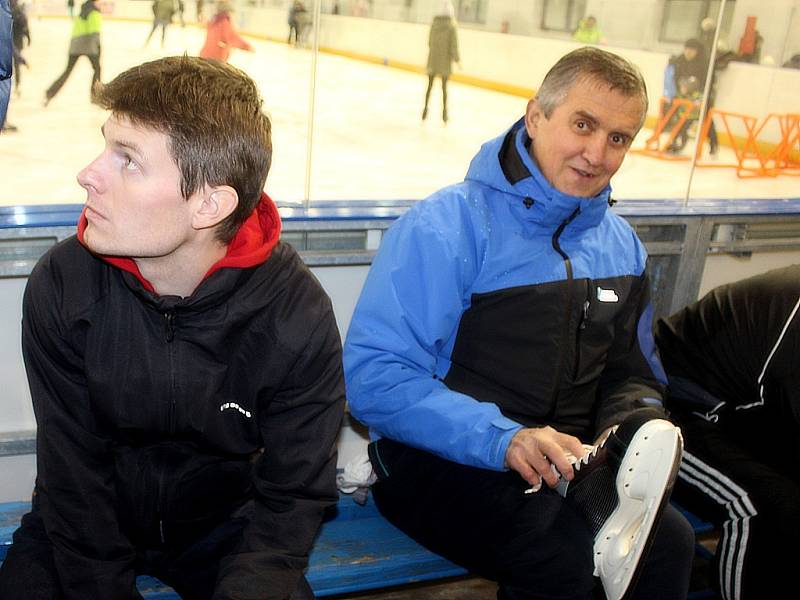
[0,495,717,598]
[0,494,468,598]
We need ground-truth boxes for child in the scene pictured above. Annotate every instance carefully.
[667,75,702,154]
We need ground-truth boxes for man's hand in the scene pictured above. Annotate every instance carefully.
[505,426,586,488]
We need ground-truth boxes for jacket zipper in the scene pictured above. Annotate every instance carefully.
[160,310,176,544]
[163,311,177,436]
[549,208,580,415]
[573,280,592,381]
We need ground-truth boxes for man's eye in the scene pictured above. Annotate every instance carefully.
[610,134,628,146]
[123,155,138,171]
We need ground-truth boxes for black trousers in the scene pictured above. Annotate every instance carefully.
[0,497,315,600]
[45,53,101,103]
[12,43,23,91]
[671,413,800,600]
[371,438,694,600]
[423,74,448,116]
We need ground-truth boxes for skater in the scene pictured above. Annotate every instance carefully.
[199,0,252,62]
[43,0,102,106]
[422,0,459,123]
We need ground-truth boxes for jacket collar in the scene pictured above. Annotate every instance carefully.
[470,119,611,235]
[77,192,282,296]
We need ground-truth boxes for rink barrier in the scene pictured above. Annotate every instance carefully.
[4,198,800,320]
[696,110,800,178]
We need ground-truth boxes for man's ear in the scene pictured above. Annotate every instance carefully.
[192,186,238,231]
[524,97,542,139]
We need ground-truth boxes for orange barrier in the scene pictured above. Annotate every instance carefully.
[634,99,800,179]
[696,110,800,178]
[632,97,699,161]
[777,113,800,176]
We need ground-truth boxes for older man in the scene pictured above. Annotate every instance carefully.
[344,47,694,600]
[0,56,344,600]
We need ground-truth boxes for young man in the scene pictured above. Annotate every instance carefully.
[344,48,694,600]
[655,265,800,600]
[0,56,345,600]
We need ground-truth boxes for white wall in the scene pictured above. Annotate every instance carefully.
[0,278,34,434]
[730,0,800,64]
[700,250,800,297]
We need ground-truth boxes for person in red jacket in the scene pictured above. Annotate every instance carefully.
[199,0,252,62]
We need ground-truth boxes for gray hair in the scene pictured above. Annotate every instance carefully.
[536,47,648,128]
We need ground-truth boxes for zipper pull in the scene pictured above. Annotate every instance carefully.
[580,300,590,329]
[163,312,175,342]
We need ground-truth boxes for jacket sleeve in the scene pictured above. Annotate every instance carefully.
[450,26,459,63]
[344,201,522,471]
[221,18,252,51]
[594,265,668,436]
[22,260,141,600]
[213,292,345,600]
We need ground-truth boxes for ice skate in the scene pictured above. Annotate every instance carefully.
[528,408,683,600]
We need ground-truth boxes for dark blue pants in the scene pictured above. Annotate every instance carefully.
[371,438,695,600]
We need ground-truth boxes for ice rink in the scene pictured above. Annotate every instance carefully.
[1,16,796,207]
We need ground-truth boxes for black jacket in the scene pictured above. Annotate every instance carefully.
[23,195,345,599]
[655,265,800,429]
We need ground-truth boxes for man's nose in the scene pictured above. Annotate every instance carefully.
[77,153,106,194]
[582,134,607,166]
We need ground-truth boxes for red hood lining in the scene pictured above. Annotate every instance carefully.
[76,192,282,294]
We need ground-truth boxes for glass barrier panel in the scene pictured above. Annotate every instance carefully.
[1,0,798,209]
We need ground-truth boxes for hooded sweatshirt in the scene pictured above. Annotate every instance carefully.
[23,193,345,599]
[344,120,666,470]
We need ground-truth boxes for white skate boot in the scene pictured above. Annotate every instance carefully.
[550,409,683,600]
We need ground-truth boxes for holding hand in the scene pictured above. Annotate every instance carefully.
[504,426,586,489]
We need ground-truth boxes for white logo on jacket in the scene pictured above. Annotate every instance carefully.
[597,287,619,302]
[219,402,252,418]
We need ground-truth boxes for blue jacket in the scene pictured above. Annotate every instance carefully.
[1,0,12,127]
[344,120,666,471]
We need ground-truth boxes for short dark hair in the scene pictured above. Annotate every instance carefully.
[684,38,704,51]
[536,47,648,129]
[94,56,272,244]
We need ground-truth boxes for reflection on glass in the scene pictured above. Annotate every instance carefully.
[0,0,798,208]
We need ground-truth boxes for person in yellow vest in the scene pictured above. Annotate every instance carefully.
[43,0,101,106]
[572,15,605,45]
